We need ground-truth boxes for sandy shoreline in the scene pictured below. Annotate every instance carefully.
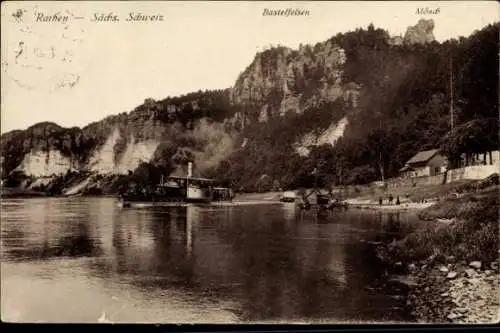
[2,190,438,213]
[345,198,436,211]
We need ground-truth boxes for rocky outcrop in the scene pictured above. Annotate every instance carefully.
[14,149,77,177]
[404,260,500,323]
[404,19,435,45]
[446,261,500,323]
[389,35,404,46]
[294,116,349,156]
[11,131,160,178]
[229,41,354,126]
[1,122,92,178]
[1,93,236,179]
[87,128,160,175]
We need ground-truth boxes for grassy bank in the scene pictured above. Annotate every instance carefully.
[344,173,497,202]
[384,185,498,265]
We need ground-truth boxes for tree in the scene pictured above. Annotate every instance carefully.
[439,117,498,167]
[4,170,28,187]
[132,162,173,186]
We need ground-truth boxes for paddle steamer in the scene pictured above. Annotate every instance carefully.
[118,162,234,207]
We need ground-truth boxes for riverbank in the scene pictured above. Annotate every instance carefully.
[405,261,499,323]
[376,184,499,323]
[0,187,284,201]
[234,191,282,202]
[1,187,49,198]
[345,198,436,211]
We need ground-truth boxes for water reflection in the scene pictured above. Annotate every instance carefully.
[92,205,407,321]
[1,198,420,323]
[282,203,298,222]
[1,199,102,261]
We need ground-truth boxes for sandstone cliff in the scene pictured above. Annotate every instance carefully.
[404,19,435,45]
[229,42,359,125]
[1,91,236,180]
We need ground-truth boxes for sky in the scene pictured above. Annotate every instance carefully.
[1,1,498,133]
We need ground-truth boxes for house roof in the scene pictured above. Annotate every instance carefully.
[405,149,440,165]
[399,165,413,172]
[167,176,217,182]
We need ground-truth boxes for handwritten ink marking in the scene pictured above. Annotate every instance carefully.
[91,13,119,22]
[1,61,9,73]
[13,77,34,90]
[126,12,164,22]
[35,12,69,23]
[12,9,26,22]
[14,41,25,63]
[416,7,440,15]
[262,8,310,17]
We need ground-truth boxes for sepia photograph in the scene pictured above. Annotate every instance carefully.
[1,0,499,325]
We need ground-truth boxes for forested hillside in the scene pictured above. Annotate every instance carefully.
[212,23,498,192]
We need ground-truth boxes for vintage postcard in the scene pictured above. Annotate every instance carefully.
[1,0,499,324]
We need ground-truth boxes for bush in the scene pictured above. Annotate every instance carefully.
[256,175,273,193]
[4,171,28,187]
[389,185,499,266]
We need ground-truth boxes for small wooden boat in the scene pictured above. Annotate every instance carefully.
[326,201,349,210]
[280,191,298,203]
[298,200,311,210]
[436,218,455,225]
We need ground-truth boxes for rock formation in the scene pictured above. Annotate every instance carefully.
[229,41,359,127]
[404,19,435,45]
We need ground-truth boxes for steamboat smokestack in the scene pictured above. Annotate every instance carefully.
[187,162,193,178]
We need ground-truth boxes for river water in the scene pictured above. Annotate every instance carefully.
[1,197,423,323]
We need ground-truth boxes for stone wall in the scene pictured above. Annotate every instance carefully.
[447,165,499,183]
[385,164,498,189]
[386,173,445,190]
